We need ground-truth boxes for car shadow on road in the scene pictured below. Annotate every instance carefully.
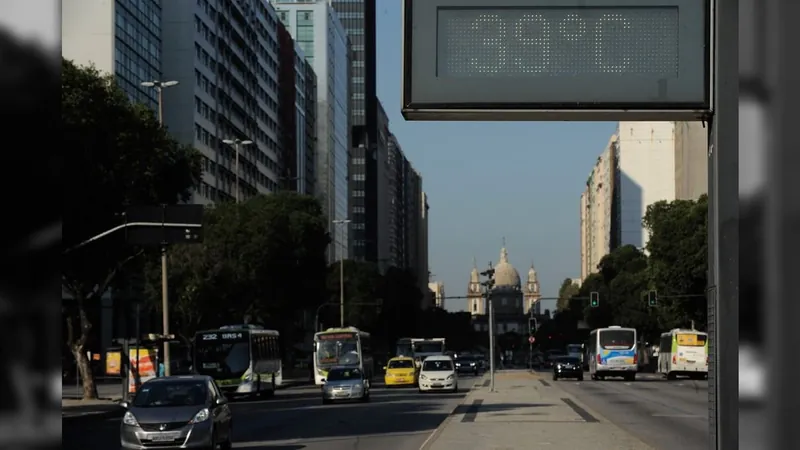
[232,394,532,444]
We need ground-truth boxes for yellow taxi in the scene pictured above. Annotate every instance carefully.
[383,356,418,387]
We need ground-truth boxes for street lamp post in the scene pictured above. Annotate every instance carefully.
[332,219,351,327]
[140,79,178,376]
[222,138,253,203]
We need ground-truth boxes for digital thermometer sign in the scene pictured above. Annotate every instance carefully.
[401,0,711,120]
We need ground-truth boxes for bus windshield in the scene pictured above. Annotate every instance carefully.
[316,333,359,366]
[413,341,444,354]
[599,330,635,350]
[677,333,707,346]
[194,338,250,379]
[396,342,413,357]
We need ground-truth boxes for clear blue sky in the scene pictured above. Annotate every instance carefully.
[374,4,617,311]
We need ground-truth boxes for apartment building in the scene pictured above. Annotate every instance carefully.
[274,1,351,262]
[674,121,709,200]
[579,134,618,279]
[62,0,163,111]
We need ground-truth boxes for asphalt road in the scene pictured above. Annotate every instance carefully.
[549,371,709,450]
[63,375,481,450]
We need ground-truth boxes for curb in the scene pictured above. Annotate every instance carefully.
[62,407,125,424]
[419,375,485,450]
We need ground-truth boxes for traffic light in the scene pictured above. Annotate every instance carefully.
[528,317,538,334]
[590,291,600,307]
[647,290,658,306]
[480,268,495,290]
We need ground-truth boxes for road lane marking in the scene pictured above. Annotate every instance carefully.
[561,398,599,423]
[419,377,483,449]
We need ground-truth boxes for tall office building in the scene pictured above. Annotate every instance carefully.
[158,0,284,204]
[277,21,316,195]
[62,0,162,111]
[327,1,382,264]
[274,1,351,262]
[387,131,428,292]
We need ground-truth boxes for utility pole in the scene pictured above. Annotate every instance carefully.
[222,138,253,203]
[332,219,351,327]
[140,80,179,376]
[480,262,496,392]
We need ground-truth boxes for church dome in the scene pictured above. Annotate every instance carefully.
[493,248,521,288]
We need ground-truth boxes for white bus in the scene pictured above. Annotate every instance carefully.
[313,327,373,385]
[588,326,638,381]
[193,325,282,398]
[658,328,708,380]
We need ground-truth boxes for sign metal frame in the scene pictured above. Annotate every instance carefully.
[401,0,713,121]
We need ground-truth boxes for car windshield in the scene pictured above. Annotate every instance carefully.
[388,359,414,369]
[422,360,453,371]
[326,368,363,381]
[457,357,474,362]
[133,381,207,407]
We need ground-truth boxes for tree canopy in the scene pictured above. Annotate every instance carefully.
[62,58,202,399]
[556,278,580,311]
[145,192,330,349]
[560,195,709,341]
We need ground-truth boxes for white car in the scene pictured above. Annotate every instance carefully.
[418,355,458,393]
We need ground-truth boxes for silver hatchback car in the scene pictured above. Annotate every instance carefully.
[321,367,370,404]
[120,375,233,449]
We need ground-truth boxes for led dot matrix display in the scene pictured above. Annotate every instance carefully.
[439,8,679,77]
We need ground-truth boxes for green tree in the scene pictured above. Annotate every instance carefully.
[557,278,580,311]
[643,195,708,330]
[325,260,383,331]
[145,193,330,356]
[62,59,201,399]
[377,267,424,349]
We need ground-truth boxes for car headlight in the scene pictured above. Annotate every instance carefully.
[243,374,253,382]
[191,408,210,423]
[352,383,363,390]
[122,411,138,426]
[447,374,454,380]
[420,374,427,380]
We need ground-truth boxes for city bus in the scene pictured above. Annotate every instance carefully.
[193,325,282,398]
[411,338,446,367]
[395,338,414,357]
[313,327,373,385]
[588,326,638,381]
[658,328,709,380]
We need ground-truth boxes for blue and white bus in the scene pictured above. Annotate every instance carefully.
[588,326,638,381]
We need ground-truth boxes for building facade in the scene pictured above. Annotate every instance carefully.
[523,265,541,314]
[277,22,316,195]
[470,248,528,335]
[617,122,677,249]
[274,1,351,261]
[157,0,284,204]
[428,282,446,309]
[62,0,162,111]
[580,134,618,279]
[328,1,382,265]
[674,121,709,200]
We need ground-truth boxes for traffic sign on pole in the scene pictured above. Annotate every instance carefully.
[528,336,535,344]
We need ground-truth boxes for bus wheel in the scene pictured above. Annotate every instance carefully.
[667,372,677,380]
[265,375,276,397]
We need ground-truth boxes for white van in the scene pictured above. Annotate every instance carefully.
[418,355,458,393]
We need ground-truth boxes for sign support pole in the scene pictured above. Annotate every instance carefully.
[707,0,738,449]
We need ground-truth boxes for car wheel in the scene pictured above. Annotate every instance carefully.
[552,373,558,381]
[577,374,584,381]
[322,398,331,405]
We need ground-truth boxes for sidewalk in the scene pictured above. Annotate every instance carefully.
[423,370,654,450]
